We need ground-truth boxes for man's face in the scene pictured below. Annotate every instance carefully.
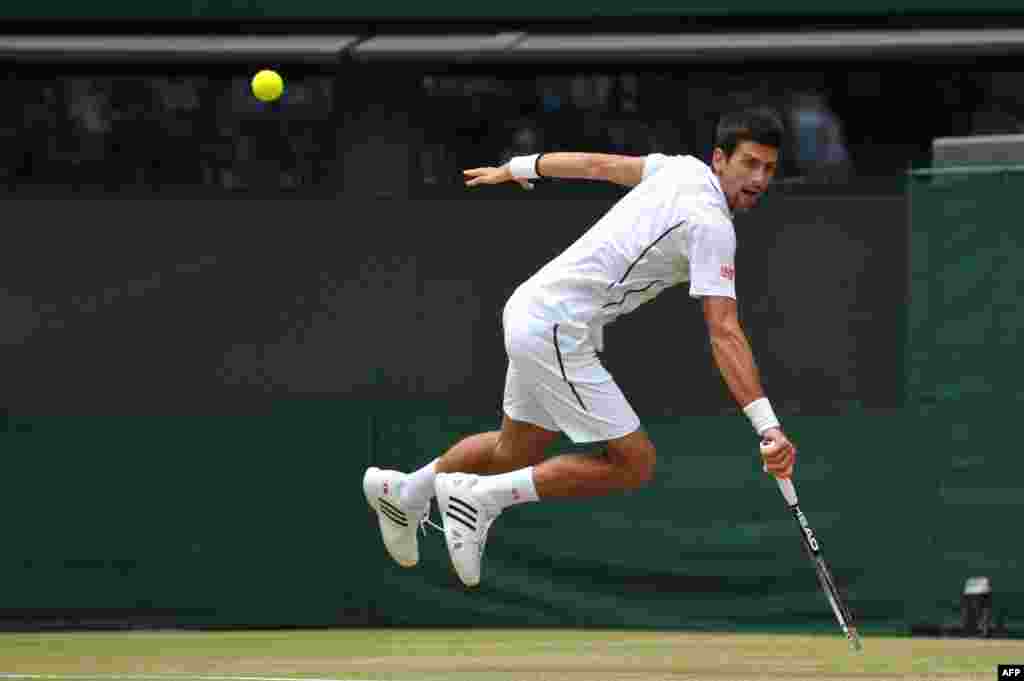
[711,141,778,213]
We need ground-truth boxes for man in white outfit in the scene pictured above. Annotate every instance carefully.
[364,108,797,587]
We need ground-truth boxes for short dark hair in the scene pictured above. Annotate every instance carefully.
[714,108,785,157]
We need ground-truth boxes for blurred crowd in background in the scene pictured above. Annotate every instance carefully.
[419,71,854,187]
[2,68,1023,193]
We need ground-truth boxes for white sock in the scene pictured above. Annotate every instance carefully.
[400,458,438,510]
[473,466,540,512]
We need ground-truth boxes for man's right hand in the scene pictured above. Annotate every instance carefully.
[759,427,796,479]
[463,165,534,191]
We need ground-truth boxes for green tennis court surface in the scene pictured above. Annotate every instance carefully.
[2,629,1021,681]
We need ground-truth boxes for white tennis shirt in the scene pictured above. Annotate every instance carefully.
[507,154,737,352]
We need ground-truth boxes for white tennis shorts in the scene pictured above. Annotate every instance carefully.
[501,301,641,444]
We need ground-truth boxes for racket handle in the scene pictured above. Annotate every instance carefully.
[775,476,798,506]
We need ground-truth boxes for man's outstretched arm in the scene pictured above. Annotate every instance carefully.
[463,153,648,189]
[538,153,647,187]
[702,295,797,478]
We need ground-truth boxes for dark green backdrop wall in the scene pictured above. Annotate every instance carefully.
[1,409,918,630]
[902,167,1024,636]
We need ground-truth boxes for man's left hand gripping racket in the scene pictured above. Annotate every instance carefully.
[774,475,863,652]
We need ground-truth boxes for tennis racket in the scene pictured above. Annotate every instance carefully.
[775,475,863,652]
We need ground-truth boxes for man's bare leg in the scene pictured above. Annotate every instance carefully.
[404,418,654,512]
[456,427,656,511]
[436,415,559,475]
[399,415,557,510]
[434,426,657,587]
[532,429,657,498]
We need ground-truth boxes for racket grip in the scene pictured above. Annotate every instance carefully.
[775,476,798,506]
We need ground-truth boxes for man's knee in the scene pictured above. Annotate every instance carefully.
[607,437,657,488]
[494,437,548,468]
[630,442,657,487]
[494,419,557,467]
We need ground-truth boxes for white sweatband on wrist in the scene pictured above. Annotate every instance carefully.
[508,154,541,180]
[743,397,780,436]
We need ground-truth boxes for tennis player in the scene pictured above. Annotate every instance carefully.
[364,108,797,587]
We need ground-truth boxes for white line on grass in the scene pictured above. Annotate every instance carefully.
[1,675,364,681]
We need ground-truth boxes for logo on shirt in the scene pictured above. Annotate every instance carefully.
[720,264,736,281]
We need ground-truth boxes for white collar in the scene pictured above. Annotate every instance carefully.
[703,163,733,218]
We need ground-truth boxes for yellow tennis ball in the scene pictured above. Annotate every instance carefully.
[251,69,284,102]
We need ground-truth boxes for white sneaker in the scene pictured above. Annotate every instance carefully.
[435,473,500,587]
[363,467,429,568]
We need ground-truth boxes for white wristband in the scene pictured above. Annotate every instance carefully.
[743,397,780,436]
[508,154,541,180]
